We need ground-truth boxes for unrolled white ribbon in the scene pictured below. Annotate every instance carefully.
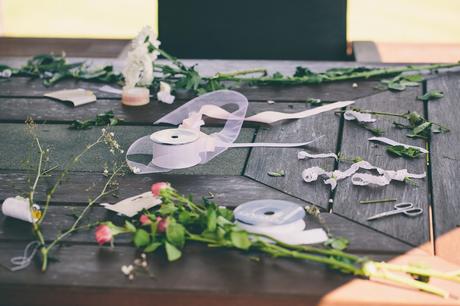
[236,219,328,245]
[343,110,376,123]
[302,160,426,190]
[298,151,338,160]
[368,136,428,154]
[98,85,123,95]
[1,196,40,223]
[127,90,352,174]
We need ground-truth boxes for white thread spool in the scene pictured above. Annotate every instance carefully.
[150,128,202,169]
[1,196,41,223]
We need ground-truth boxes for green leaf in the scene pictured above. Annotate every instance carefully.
[133,229,150,247]
[158,203,178,216]
[68,111,122,130]
[267,170,285,177]
[402,74,423,82]
[386,145,422,159]
[306,98,323,106]
[324,237,349,250]
[387,82,406,91]
[230,231,251,250]
[165,241,182,261]
[417,90,444,102]
[207,209,217,232]
[272,72,284,79]
[412,121,432,136]
[144,242,162,253]
[124,220,136,233]
[166,222,185,248]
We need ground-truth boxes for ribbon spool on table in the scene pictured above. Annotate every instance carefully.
[234,199,328,245]
[126,90,354,174]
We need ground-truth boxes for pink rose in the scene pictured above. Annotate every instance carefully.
[95,224,113,245]
[151,182,171,197]
[156,216,169,233]
[140,214,152,225]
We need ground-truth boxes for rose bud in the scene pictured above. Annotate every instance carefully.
[151,182,171,197]
[95,224,113,245]
[156,216,169,233]
[139,214,152,225]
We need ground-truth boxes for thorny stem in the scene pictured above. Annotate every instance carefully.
[213,68,267,78]
[213,63,460,85]
[38,135,105,225]
[45,166,123,254]
[374,262,460,284]
[370,268,449,298]
[359,198,397,204]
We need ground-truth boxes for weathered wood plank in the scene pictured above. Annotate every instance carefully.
[0,123,253,175]
[333,88,430,246]
[0,170,411,253]
[0,97,322,126]
[244,108,339,210]
[0,76,383,102]
[0,241,392,306]
[0,56,395,76]
[0,206,411,254]
[426,72,460,260]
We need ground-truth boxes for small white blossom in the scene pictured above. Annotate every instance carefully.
[123,45,153,88]
[132,26,161,61]
[157,81,175,104]
[121,264,134,275]
[0,69,12,78]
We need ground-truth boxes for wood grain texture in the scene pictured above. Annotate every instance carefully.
[0,242,393,306]
[426,73,460,257]
[333,88,430,246]
[244,108,339,209]
[0,123,253,175]
[0,97,325,126]
[0,76,383,102]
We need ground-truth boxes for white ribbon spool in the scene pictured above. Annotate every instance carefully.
[150,128,203,169]
[234,199,328,245]
[126,90,350,174]
[1,196,40,223]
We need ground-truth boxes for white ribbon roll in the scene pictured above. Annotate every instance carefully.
[234,199,328,245]
[1,196,40,223]
[127,90,352,174]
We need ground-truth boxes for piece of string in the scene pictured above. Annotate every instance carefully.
[9,241,41,272]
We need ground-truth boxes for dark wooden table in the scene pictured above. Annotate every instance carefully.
[0,57,459,306]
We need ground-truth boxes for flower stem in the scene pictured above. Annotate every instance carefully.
[214,68,267,78]
[38,135,104,225]
[45,166,123,253]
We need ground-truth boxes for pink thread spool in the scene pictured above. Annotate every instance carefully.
[122,87,150,106]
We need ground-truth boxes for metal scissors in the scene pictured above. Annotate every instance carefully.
[367,202,423,221]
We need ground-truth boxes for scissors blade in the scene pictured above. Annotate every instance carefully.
[367,209,401,221]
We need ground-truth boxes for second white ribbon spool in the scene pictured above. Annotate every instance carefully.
[234,199,328,245]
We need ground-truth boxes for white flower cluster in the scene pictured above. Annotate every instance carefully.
[123,26,161,88]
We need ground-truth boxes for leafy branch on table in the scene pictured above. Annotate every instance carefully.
[96,182,460,298]
[25,119,125,271]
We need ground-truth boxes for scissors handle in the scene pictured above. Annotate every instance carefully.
[403,207,424,217]
[394,202,414,209]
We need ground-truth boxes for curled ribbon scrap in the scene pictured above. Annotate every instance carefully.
[302,160,426,190]
[126,90,354,174]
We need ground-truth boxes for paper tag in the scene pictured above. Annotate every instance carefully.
[100,192,161,217]
[44,89,96,107]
